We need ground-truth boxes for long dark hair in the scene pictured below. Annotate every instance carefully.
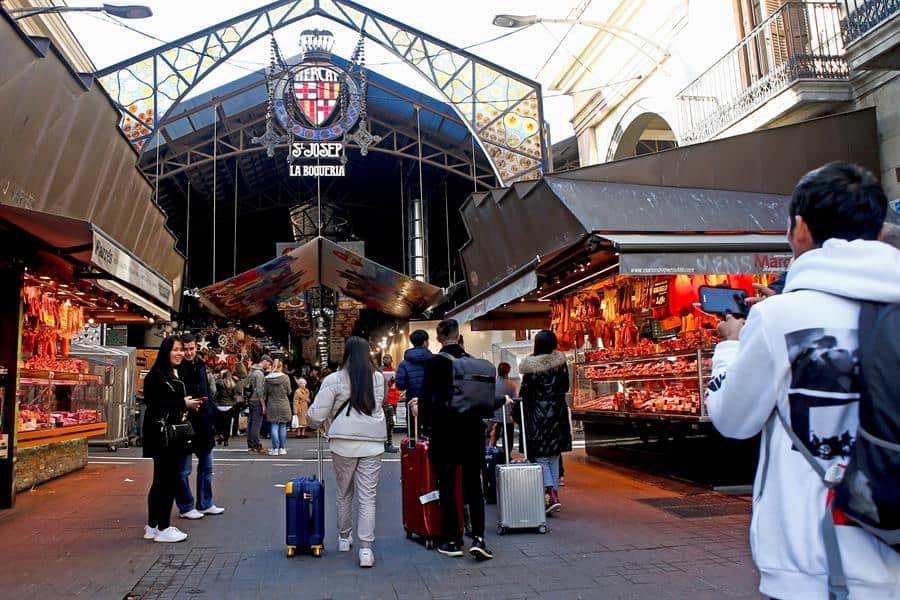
[342,336,375,416]
[152,335,182,374]
[532,329,558,356]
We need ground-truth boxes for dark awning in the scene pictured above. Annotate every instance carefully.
[0,204,175,317]
[0,14,184,299]
[199,237,443,320]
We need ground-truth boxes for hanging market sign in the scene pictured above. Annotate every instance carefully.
[253,28,380,177]
[289,142,346,177]
[620,252,793,276]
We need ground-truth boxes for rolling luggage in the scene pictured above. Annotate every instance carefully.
[496,399,547,535]
[401,415,463,549]
[482,444,502,504]
[285,431,326,557]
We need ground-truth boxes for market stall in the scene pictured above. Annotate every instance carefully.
[0,211,176,498]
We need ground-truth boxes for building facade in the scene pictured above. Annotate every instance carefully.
[552,0,899,198]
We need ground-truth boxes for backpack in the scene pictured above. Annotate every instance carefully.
[439,352,497,417]
[775,301,900,600]
[833,301,900,548]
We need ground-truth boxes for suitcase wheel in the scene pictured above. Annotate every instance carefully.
[405,529,413,540]
[538,524,548,534]
[425,539,435,550]
[311,545,323,557]
[286,546,296,558]
[496,525,506,536]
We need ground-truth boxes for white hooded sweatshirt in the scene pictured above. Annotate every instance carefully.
[707,239,900,600]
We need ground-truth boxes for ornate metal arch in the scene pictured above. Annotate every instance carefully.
[95,0,547,185]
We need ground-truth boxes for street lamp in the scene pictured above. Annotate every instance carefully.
[8,3,152,20]
[493,14,670,63]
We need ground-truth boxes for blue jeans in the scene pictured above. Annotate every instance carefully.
[176,451,213,513]
[535,455,561,491]
[270,422,287,450]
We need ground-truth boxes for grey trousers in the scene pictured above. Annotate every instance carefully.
[247,400,263,450]
[332,453,382,548]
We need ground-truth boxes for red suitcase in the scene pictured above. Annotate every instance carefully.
[401,416,462,549]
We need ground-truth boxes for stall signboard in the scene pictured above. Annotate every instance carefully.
[276,240,365,258]
[91,230,174,307]
[620,252,792,276]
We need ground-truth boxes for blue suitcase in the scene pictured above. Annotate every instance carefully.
[285,432,326,557]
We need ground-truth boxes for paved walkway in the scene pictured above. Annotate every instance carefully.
[1,436,763,599]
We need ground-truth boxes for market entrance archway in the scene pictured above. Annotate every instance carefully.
[95,0,547,186]
[610,112,677,161]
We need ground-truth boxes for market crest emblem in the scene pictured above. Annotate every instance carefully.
[254,29,380,178]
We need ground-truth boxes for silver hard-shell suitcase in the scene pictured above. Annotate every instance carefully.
[496,399,547,535]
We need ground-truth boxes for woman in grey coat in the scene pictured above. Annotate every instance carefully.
[265,359,292,456]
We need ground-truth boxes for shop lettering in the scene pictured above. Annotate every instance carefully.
[754,254,791,271]
[94,240,115,266]
[291,142,344,159]
[289,164,346,177]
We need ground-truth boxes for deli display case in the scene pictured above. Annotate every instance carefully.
[573,341,714,422]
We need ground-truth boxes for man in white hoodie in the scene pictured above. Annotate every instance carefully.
[706,162,900,599]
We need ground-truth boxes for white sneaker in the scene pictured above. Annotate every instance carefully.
[143,525,159,540]
[338,534,353,552]
[179,509,204,520]
[279,448,287,455]
[359,548,375,568]
[201,505,225,515]
[268,449,279,456]
[153,526,188,543]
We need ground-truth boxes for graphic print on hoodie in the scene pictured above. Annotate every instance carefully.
[785,327,860,461]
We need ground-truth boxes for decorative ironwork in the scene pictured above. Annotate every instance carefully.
[842,0,900,44]
[677,2,849,145]
[94,0,546,185]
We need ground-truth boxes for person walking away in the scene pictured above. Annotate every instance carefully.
[265,359,292,456]
[706,162,900,599]
[380,355,400,453]
[142,336,203,543]
[176,334,225,520]
[247,355,271,454]
[396,329,431,430]
[410,318,509,561]
[292,376,310,438]
[492,362,518,449]
[215,368,238,447]
[308,336,386,568]
[518,330,571,515]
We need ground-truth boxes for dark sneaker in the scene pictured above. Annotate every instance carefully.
[437,541,464,557]
[468,537,494,561]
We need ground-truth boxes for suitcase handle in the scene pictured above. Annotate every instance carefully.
[407,399,418,449]
[502,396,527,463]
[316,429,324,482]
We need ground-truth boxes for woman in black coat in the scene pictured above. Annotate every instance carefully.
[142,336,203,543]
[517,330,571,515]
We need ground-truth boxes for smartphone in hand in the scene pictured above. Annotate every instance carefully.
[699,286,749,319]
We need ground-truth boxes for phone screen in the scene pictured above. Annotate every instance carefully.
[699,286,749,318]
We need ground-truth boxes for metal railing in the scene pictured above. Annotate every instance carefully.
[677,2,849,145]
[842,0,900,44]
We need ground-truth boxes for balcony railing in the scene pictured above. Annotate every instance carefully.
[843,0,900,44]
[677,2,849,145]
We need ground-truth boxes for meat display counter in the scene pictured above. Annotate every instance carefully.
[573,345,714,423]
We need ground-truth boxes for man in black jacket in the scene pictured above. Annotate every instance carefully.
[175,334,225,520]
[411,319,500,561]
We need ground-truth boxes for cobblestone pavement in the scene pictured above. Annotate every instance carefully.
[0,436,763,599]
